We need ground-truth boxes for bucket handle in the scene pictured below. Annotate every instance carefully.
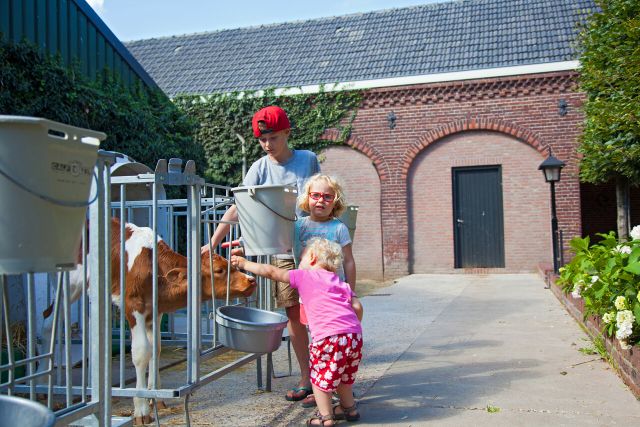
[248,187,296,222]
[0,164,98,207]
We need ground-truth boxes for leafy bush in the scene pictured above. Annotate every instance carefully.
[0,36,204,176]
[173,88,361,186]
[558,228,640,348]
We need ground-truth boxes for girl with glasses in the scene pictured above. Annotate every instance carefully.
[293,174,362,409]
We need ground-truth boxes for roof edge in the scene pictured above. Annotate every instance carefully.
[265,61,580,96]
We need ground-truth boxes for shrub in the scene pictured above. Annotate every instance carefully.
[558,228,640,348]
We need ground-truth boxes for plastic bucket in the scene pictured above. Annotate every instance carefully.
[339,205,359,241]
[231,184,297,256]
[216,306,288,354]
[0,116,104,274]
[0,395,56,427]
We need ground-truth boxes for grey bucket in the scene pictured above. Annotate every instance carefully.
[216,306,288,354]
[0,394,56,427]
[232,184,297,256]
[339,205,359,241]
[0,116,104,274]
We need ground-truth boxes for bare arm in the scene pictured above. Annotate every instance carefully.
[231,255,290,283]
[201,205,239,254]
[342,243,356,290]
[351,296,363,321]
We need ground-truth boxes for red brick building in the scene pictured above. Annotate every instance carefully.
[318,71,584,279]
[128,0,608,280]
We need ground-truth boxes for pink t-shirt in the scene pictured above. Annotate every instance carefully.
[289,269,362,342]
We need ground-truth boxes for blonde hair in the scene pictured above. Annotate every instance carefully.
[297,174,348,217]
[303,237,343,272]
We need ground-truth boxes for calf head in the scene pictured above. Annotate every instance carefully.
[164,254,256,300]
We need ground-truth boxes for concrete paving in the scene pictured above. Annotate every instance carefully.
[146,274,640,426]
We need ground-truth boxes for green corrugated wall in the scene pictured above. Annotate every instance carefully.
[0,0,157,90]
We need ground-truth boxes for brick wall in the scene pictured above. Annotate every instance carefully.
[319,146,384,280]
[324,71,585,280]
[409,131,550,272]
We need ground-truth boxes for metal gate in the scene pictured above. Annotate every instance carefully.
[453,166,505,268]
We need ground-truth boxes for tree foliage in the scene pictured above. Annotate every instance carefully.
[0,37,362,188]
[0,37,204,174]
[173,88,362,186]
[578,0,640,184]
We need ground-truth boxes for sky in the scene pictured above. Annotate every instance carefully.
[86,0,447,41]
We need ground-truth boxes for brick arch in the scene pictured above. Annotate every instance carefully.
[322,129,391,181]
[399,117,547,180]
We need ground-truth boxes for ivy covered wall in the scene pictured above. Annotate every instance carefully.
[174,89,362,186]
[1,37,362,186]
[0,37,203,174]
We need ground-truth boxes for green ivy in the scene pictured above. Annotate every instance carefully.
[173,88,362,186]
[1,37,362,188]
[0,36,204,178]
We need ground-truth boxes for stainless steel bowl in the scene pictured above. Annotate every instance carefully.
[216,306,288,354]
[0,395,55,427]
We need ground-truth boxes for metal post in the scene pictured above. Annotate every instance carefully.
[188,179,202,384]
[89,154,107,426]
[550,181,559,274]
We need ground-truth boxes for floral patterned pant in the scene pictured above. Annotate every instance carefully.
[309,333,363,392]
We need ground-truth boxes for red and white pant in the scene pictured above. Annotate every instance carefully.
[309,333,363,392]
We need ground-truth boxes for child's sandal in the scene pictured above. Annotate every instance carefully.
[306,412,336,426]
[333,402,360,422]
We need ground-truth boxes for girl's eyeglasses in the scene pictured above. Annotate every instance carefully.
[309,192,335,202]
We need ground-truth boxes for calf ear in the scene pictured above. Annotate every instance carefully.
[165,268,187,283]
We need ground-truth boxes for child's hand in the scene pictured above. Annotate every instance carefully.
[231,255,246,269]
[231,247,245,256]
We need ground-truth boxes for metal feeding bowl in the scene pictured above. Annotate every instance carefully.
[215,306,288,354]
[0,394,56,427]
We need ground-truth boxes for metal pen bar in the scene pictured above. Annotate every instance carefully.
[47,272,64,408]
[103,158,114,426]
[120,184,127,388]
[56,276,63,387]
[63,271,72,406]
[1,276,14,394]
[0,276,4,391]
[188,180,202,384]
[89,153,107,425]
[81,225,89,402]
[152,179,159,390]
[27,273,36,399]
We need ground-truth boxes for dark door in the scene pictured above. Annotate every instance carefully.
[453,166,505,268]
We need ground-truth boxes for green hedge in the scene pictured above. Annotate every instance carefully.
[1,37,362,187]
[0,36,204,176]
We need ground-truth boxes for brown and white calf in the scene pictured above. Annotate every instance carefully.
[41,218,256,424]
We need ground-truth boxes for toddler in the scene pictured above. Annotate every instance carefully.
[232,238,363,426]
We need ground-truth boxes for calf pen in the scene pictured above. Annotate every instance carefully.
[1,152,288,426]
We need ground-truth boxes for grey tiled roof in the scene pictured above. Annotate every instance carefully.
[125,0,596,97]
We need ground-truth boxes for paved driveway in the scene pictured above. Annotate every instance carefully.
[152,274,640,426]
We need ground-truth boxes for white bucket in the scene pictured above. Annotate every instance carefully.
[0,116,104,274]
[339,205,358,241]
[232,184,297,256]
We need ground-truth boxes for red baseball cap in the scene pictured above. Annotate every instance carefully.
[252,106,291,138]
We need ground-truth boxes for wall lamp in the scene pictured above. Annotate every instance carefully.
[387,111,397,129]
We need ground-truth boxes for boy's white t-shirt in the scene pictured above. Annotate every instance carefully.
[242,149,320,218]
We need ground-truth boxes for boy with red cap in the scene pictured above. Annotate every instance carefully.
[202,105,320,403]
